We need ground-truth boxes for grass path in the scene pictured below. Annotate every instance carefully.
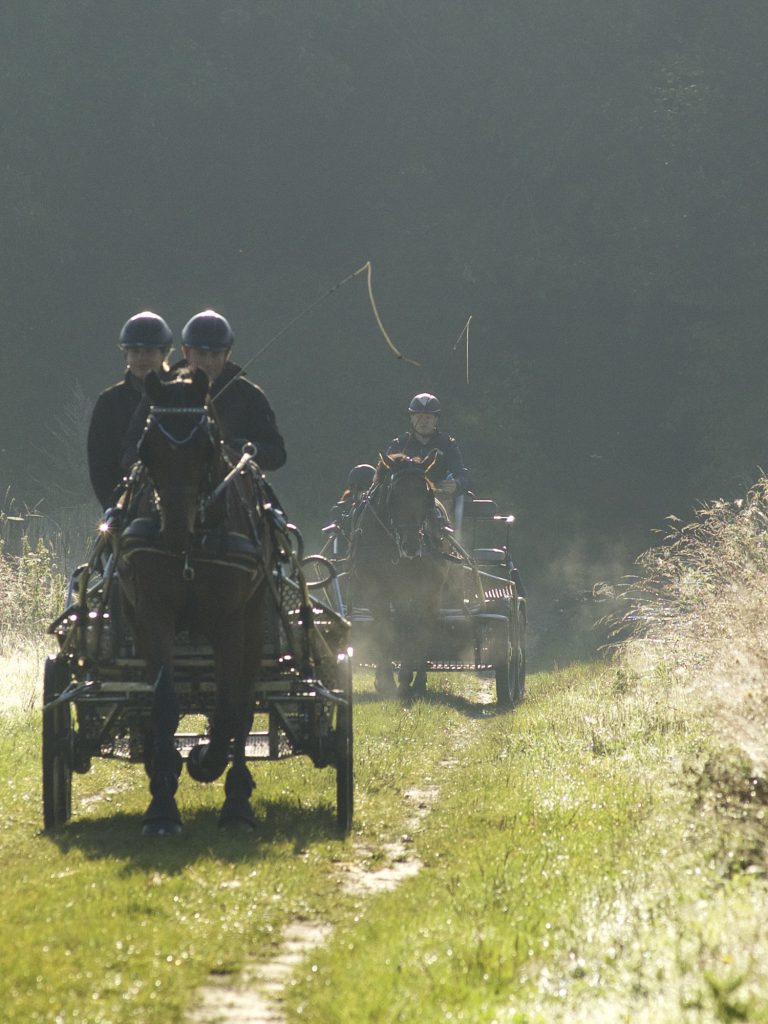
[2,664,767,1023]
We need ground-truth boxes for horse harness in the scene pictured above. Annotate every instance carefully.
[120,399,271,586]
[354,462,439,562]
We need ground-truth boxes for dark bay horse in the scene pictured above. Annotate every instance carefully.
[117,369,273,835]
[350,452,447,699]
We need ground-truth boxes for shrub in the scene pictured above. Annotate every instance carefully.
[0,536,66,654]
[612,477,768,773]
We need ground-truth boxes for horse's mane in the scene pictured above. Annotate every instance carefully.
[144,367,211,407]
[374,453,435,488]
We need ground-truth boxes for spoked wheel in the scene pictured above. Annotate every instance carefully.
[42,657,74,829]
[335,658,354,836]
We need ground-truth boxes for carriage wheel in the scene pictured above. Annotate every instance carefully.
[42,657,74,829]
[514,603,527,704]
[335,658,354,836]
[494,635,515,709]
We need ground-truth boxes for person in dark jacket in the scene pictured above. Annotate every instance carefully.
[386,393,470,499]
[326,463,376,556]
[122,309,286,473]
[87,311,172,509]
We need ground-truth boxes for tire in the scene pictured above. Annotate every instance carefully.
[42,657,73,829]
[513,601,527,704]
[494,625,514,709]
[335,658,354,836]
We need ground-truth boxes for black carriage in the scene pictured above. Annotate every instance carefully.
[319,494,527,707]
[41,525,353,834]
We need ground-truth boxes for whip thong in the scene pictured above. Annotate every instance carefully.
[452,314,472,384]
[217,260,420,398]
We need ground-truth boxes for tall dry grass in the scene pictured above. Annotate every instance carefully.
[612,477,768,774]
[0,498,95,711]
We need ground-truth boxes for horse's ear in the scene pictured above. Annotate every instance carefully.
[379,451,395,470]
[143,371,164,404]
[191,368,210,401]
[423,448,440,475]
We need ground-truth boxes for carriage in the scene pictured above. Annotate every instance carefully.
[42,373,353,837]
[318,487,527,707]
[42,525,353,833]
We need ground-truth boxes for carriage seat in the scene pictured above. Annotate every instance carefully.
[472,547,508,566]
[462,498,498,519]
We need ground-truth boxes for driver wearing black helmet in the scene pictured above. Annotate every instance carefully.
[87,311,173,509]
[386,393,470,502]
[122,309,286,473]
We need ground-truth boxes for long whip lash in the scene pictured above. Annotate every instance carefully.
[452,315,472,384]
[215,260,419,399]
[359,260,421,367]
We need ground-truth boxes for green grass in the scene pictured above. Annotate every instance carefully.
[284,667,768,1024]
[0,670,487,1023]
[2,665,767,1023]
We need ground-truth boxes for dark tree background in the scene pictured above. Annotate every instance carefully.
[2,1,767,611]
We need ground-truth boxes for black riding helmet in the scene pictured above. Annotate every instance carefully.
[408,392,441,415]
[119,311,172,351]
[181,309,234,351]
[347,464,376,492]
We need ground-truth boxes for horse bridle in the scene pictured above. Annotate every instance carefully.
[372,463,434,561]
[139,404,217,451]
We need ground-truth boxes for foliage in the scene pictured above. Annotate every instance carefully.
[2,2,768,586]
[612,475,768,774]
[0,535,65,654]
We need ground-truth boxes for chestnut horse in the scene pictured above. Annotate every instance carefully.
[350,452,447,699]
[117,369,273,835]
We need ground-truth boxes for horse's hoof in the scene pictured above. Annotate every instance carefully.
[187,743,227,783]
[218,812,257,833]
[142,818,182,837]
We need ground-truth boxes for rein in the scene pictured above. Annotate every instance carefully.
[202,444,257,512]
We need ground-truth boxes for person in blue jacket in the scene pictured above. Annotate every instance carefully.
[386,393,470,503]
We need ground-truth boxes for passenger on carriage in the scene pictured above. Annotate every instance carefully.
[386,392,470,534]
[87,311,173,509]
[122,309,286,474]
[326,463,376,555]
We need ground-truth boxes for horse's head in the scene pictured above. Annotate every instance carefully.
[138,369,219,553]
[377,450,438,559]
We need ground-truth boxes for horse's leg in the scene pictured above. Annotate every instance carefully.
[142,660,183,836]
[220,724,256,831]
[369,577,397,697]
[404,562,443,700]
[394,566,421,699]
[412,664,428,698]
[219,588,265,831]
[126,582,183,837]
[187,584,260,830]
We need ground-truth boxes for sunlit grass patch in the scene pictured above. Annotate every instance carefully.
[285,664,768,1023]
